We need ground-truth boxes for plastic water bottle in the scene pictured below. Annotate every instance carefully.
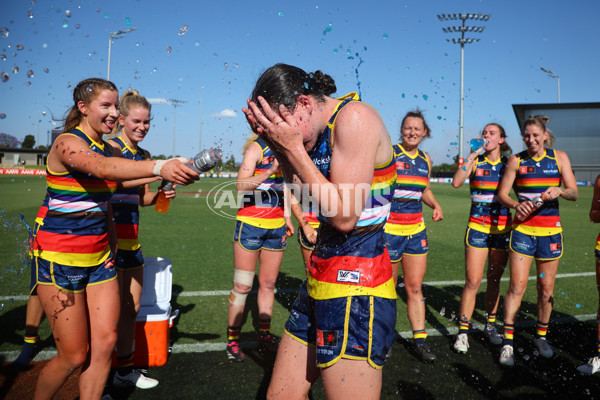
[155,148,223,213]
[469,137,488,152]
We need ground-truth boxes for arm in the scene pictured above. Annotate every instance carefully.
[591,175,600,223]
[236,142,279,192]
[48,134,198,185]
[422,153,443,221]
[541,150,578,202]
[451,148,482,188]
[497,155,535,220]
[289,194,318,243]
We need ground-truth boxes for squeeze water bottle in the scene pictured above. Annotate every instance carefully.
[155,148,223,213]
[470,137,488,152]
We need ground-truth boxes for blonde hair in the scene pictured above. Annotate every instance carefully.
[523,115,555,147]
[242,133,259,154]
[63,78,118,132]
[110,89,151,136]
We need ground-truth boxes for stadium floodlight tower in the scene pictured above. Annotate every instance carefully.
[169,98,187,157]
[540,67,560,103]
[107,27,137,81]
[437,12,490,164]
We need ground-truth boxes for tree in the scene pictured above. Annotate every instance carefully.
[223,154,237,171]
[21,135,35,149]
[0,133,21,148]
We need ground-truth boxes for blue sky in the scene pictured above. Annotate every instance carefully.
[1,0,599,165]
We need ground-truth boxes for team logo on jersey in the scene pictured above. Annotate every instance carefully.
[519,166,535,174]
[337,269,361,283]
[316,329,338,347]
[476,169,491,177]
[397,162,411,170]
[550,243,561,251]
[262,156,275,165]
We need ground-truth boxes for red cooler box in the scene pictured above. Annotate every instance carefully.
[113,257,179,368]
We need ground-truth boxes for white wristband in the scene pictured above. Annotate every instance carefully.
[153,160,166,176]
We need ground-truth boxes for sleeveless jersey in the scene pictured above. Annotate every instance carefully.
[236,138,285,229]
[33,127,117,266]
[109,136,146,251]
[513,148,562,236]
[596,233,600,253]
[468,155,512,234]
[306,92,397,300]
[385,144,429,236]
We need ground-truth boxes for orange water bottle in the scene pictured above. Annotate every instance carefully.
[155,187,171,213]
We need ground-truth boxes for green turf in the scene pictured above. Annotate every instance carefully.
[1,176,600,399]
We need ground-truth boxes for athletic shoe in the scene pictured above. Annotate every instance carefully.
[453,333,469,353]
[226,341,245,362]
[257,332,279,353]
[499,344,515,367]
[577,356,600,375]
[414,343,437,363]
[533,337,554,358]
[484,323,503,345]
[112,369,159,389]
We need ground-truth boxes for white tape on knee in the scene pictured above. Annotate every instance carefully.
[229,289,248,306]
[233,269,255,287]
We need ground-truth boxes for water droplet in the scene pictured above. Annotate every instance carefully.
[0,28,8,39]
[104,13,109,19]
[278,11,285,16]
[65,10,72,17]
[75,24,80,29]
[0,54,5,61]
[125,17,131,27]
[43,67,49,73]
[333,48,339,54]
[194,41,200,47]
[16,45,24,51]
[1,72,8,82]
[401,93,405,98]
[450,141,458,146]
[26,81,31,86]
[0,113,6,119]
[27,70,34,78]
[382,33,388,39]
[576,303,582,308]
[27,10,33,19]
[437,116,442,120]
[42,43,47,48]
[166,46,172,53]
[12,66,19,74]
[539,272,546,278]
[62,21,68,28]
[178,25,189,35]
[422,94,429,101]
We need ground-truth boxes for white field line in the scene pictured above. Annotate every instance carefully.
[0,271,594,301]
[2,314,597,362]
[1,271,596,360]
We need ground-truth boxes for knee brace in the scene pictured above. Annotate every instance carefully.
[229,269,255,306]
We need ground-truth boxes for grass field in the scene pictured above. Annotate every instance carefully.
[1,175,600,399]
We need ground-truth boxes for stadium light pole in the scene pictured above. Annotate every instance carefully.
[36,110,46,148]
[540,67,560,103]
[437,12,490,165]
[107,27,137,81]
[169,99,187,157]
[199,86,204,152]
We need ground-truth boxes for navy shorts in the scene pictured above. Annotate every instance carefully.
[115,247,145,271]
[297,224,319,251]
[509,230,563,260]
[284,281,397,369]
[233,220,287,251]
[34,256,117,293]
[383,229,428,263]
[465,228,509,251]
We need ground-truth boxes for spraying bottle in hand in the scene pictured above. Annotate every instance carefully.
[155,148,223,213]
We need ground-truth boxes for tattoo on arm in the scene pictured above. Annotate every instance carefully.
[561,189,578,201]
